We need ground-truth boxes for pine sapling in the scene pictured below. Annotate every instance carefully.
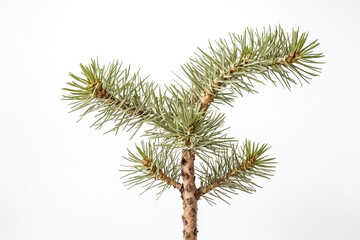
[62,26,323,240]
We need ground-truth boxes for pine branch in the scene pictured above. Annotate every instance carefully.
[141,157,182,190]
[196,140,276,205]
[121,141,182,198]
[62,59,157,135]
[62,26,324,240]
[180,26,324,112]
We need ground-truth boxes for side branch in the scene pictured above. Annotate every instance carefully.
[197,155,258,197]
[142,157,182,190]
[63,59,157,134]
[198,52,301,112]
[183,26,324,112]
[121,141,182,196]
[195,140,276,204]
[89,79,150,119]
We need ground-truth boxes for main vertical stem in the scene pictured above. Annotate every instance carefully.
[181,149,198,240]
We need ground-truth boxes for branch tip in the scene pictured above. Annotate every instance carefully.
[286,51,299,63]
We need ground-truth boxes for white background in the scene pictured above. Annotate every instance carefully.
[1,0,359,239]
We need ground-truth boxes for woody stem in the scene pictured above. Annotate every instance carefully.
[180,149,198,240]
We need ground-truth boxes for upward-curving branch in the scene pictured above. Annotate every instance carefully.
[181,26,324,112]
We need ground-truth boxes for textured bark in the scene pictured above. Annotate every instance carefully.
[181,149,198,240]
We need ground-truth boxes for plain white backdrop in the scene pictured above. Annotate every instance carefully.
[1,0,359,239]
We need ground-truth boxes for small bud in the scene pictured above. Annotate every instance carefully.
[230,169,237,176]
[142,158,150,167]
[188,125,194,133]
[286,52,298,63]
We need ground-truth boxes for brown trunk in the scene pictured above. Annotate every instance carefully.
[180,149,199,240]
